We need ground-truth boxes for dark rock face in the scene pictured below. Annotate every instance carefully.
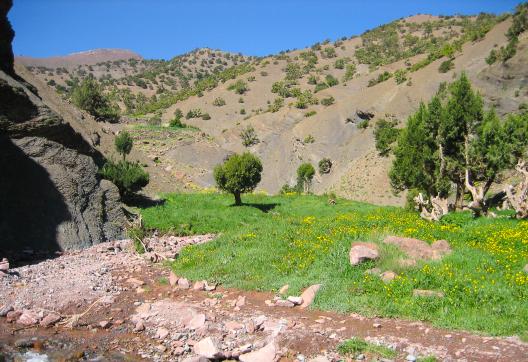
[0,0,14,76]
[0,1,125,254]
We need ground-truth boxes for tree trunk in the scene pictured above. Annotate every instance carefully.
[455,183,465,210]
[233,192,242,206]
[505,160,528,219]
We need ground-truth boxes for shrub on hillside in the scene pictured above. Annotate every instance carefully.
[213,97,226,106]
[72,76,119,122]
[342,63,356,82]
[240,125,259,147]
[325,74,339,87]
[228,79,248,94]
[214,152,263,205]
[318,158,332,174]
[115,131,133,160]
[321,96,335,106]
[186,109,203,119]
[100,160,149,197]
[296,163,315,193]
[374,118,400,156]
[438,59,454,73]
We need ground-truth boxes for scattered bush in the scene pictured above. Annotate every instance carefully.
[201,113,211,120]
[325,74,339,87]
[314,82,329,93]
[307,75,318,85]
[321,96,335,106]
[486,49,498,65]
[318,158,332,174]
[323,47,337,58]
[115,131,133,160]
[213,97,226,106]
[100,160,149,197]
[279,183,299,194]
[72,76,119,122]
[268,97,284,113]
[394,69,408,84]
[438,59,454,73]
[342,63,356,82]
[305,110,317,117]
[295,90,318,109]
[228,79,248,94]
[304,134,315,144]
[214,152,263,205]
[334,58,346,69]
[296,163,315,193]
[374,118,400,156]
[240,125,259,147]
[358,119,369,129]
[240,108,246,115]
[186,109,203,119]
[147,116,162,126]
[368,71,392,87]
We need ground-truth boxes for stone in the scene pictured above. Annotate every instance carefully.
[254,315,267,329]
[235,295,246,308]
[182,357,209,362]
[194,337,222,359]
[279,284,289,295]
[349,242,379,266]
[413,289,444,298]
[239,341,277,362]
[17,310,39,326]
[169,271,179,287]
[381,271,397,283]
[156,327,170,339]
[365,268,382,275]
[383,236,451,262]
[204,282,217,291]
[309,356,331,362]
[275,299,295,308]
[133,320,145,332]
[177,278,190,289]
[6,310,22,323]
[187,313,206,330]
[193,281,206,291]
[0,305,14,317]
[287,296,303,305]
[225,320,245,332]
[40,313,61,327]
[0,258,8,272]
[126,278,145,287]
[246,320,256,334]
[406,355,417,362]
[98,320,110,329]
[300,284,322,309]
[373,323,382,328]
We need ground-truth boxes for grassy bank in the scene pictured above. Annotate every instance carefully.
[141,193,528,337]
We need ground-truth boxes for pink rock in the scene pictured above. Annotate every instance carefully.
[239,341,277,362]
[287,296,303,305]
[156,327,170,339]
[279,284,289,295]
[169,271,179,287]
[275,299,295,308]
[193,281,206,291]
[349,242,379,266]
[194,337,222,359]
[300,284,321,309]
[0,305,14,317]
[204,282,217,291]
[381,271,397,283]
[0,258,9,272]
[235,295,246,308]
[98,320,110,329]
[133,320,145,332]
[40,313,61,327]
[177,278,190,289]
[245,320,256,334]
[6,310,22,323]
[225,320,244,332]
[187,313,206,330]
[126,277,145,287]
[18,310,39,326]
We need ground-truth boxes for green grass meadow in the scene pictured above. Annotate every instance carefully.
[141,193,528,337]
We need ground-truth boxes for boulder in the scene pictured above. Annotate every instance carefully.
[239,341,277,362]
[383,236,451,261]
[300,284,321,309]
[0,258,8,272]
[0,304,13,317]
[194,337,222,359]
[177,278,190,289]
[413,289,444,298]
[349,242,379,266]
[17,309,39,326]
[381,271,397,283]
[275,299,295,308]
[168,271,179,287]
[287,296,303,305]
[40,313,61,327]
[193,281,206,291]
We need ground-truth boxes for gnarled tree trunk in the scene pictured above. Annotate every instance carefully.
[414,193,449,221]
[505,160,528,219]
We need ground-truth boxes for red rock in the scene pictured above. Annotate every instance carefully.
[40,313,61,327]
[349,242,379,266]
[300,284,321,309]
[381,271,397,283]
[17,310,39,326]
[194,337,222,359]
[275,299,295,308]
[235,295,246,308]
[287,296,303,305]
[177,278,190,289]
[133,320,145,332]
[239,341,277,362]
[156,327,170,339]
[186,313,206,330]
[126,277,145,287]
[98,320,110,329]
[193,281,205,291]
[225,320,244,332]
[6,310,22,323]
[169,271,179,287]
[245,320,256,334]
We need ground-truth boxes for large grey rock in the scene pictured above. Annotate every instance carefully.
[0,136,124,251]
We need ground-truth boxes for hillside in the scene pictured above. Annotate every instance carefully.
[16,12,528,205]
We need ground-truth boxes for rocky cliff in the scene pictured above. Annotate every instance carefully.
[0,1,125,255]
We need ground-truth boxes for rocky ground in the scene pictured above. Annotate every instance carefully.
[1,237,527,362]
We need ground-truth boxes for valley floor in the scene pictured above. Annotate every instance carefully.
[0,238,527,362]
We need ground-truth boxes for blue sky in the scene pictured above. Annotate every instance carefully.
[10,0,520,59]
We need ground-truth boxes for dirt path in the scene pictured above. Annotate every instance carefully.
[1,238,527,362]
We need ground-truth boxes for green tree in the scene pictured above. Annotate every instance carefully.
[297,163,315,193]
[214,152,263,205]
[100,160,149,197]
[115,131,133,161]
[374,118,400,157]
[72,76,118,122]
